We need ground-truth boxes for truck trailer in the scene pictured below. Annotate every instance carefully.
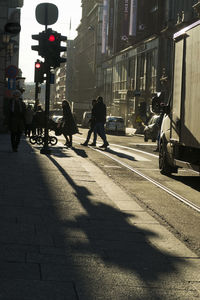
[159,20,200,175]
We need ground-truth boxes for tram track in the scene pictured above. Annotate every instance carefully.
[82,142,200,214]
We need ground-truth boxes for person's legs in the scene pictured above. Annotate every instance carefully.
[92,125,97,144]
[68,135,72,147]
[89,125,97,146]
[81,128,93,145]
[15,132,22,149]
[154,131,160,152]
[63,134,72,147]
[63,133,70,146]
[10,132,17,151]
[97,123,108,147]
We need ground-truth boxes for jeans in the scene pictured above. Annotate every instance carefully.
[85,127,97,144]
[94,122,108,144]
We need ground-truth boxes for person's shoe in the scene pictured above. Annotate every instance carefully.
[81,142,88,146]
[88,142,96,146]
[153,147,159,152]
[99,142,109,149]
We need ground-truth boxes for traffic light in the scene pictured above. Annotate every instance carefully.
[31,32,46,57]
[32,29,67,68]
[45,29,67,68]
[34,60,45,83]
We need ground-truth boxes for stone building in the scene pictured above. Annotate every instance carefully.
[0,0,24,132]
[68,0,104,121]
[68,0,199,126]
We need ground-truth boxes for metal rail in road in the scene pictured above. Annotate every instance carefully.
[87,143,200,214]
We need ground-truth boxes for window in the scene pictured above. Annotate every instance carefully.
[137,54,146,90]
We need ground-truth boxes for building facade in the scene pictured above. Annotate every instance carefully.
[68,0,199,126]
[68,0,104,122]
[0,0,24,132]
[101,0,199,127]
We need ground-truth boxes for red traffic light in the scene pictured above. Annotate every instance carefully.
[48,34,56,42]
[35,62,41,69]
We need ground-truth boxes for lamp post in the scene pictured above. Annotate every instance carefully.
[88,25,96,73]
[88,25,98,99]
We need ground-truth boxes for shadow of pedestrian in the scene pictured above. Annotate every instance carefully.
[104,147,137,161]
[48,155,189,299]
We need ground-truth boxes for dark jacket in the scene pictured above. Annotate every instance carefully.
[62,103,79,135]
[34,109,45,128]
[89,106,96,129]
[93,101,106,124]
[6,98,26,132]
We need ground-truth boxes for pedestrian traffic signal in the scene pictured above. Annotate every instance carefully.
[34,60,45,83]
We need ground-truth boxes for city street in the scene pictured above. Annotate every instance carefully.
[1,1,200,299]
[0,131,199,299]
[70,128,200,256]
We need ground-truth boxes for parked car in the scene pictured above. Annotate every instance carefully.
[82,111,91,128]
[51,115,63,123]
[105,116,126,135]
[144,114,161,142]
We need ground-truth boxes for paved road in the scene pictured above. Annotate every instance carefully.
[74,129,200,256]
[0,133,199,299]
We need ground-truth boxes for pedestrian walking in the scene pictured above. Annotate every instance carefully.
[61,100,79,147]
[24,104,34,137]
[5,90,26,152]
[93,96,109,149]
[33,104,44,136]
[81,99,97,146]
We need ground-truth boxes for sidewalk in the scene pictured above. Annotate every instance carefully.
[0,134,199,300]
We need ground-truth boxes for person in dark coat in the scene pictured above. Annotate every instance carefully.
[61,100,79,147]
[25,104,34,137]
[81,99,97,146]
[93,96,109,149]
[34,104,44,135]
[6,90,26,152]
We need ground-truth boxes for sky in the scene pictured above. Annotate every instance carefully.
[19,0,82,82]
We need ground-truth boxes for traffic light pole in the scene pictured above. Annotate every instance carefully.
[32,21,67,155]
[40,64,51,155]
[35,81,39,101]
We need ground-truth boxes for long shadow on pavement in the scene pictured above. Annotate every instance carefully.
[47,152,192,300]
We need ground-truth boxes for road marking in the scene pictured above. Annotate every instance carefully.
[103,165,122,168]
[129,142,157,145]
[111,143,158,158]
[110,146,150,161]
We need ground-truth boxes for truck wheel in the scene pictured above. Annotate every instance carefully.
[159,142,173,175]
